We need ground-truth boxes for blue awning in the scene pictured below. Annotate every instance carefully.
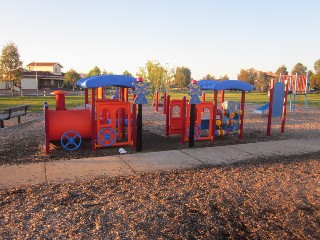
[197,80,253,91]
[76,74,137,89]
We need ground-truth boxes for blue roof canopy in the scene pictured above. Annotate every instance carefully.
[197,80,253,91]
[76,74,137,89]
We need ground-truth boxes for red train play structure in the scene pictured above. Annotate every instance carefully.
[44,75,138,154]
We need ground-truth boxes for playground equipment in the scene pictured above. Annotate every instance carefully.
[44,75,143,154]
[254,78,289,136]
[165,80,253,143]
[279,73,309,112]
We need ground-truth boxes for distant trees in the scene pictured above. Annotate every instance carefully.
[255,72,270,92]
[203,74,215,80]
[64,69,81,91]
[237,68,257,85]
[291,63,307,76]
[174,66,191,89]
[122,70,133,77]
[137,60,166,93]
[310,59,320,90]
[87,66,101,77]
[275,65,288,79]
[137,60,175,94]
[219,75,229,80]
[0,42,23,94]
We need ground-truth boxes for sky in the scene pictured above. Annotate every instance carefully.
[1,0,320,80]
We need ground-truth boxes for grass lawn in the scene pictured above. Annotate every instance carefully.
[0,91,319,112]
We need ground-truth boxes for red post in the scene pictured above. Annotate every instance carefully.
[165,95,170,137]
[220,90,225,109]
[91,88,96,150]
[239,91,246,140]
[84,89,88,107]
[132,95,137,147]
[212,90,218,141]
[181,96,187,144]
[155,90,159,112]
[202,92,205,102]
[125,88,129,101]
[281,81,289,133]
[163,91,167,115]
[44,102,50,154]
[267,79,275,136]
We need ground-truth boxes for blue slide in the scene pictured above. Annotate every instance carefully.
[254,82,285,117]
[254,102,270,114]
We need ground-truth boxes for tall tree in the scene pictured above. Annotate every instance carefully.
[237,68,257,85]
[64,69,81,91]
[174,66,191,89]
[275,65,288,79]
[255,72,270,92]
[0,42,23,94]
[309,59,320,90]
[137,60,166,93]
[309,73,320,90]
[291,63,307,76]
[314,59,320,74]
[87,66,101,77]
[202,74,215,80]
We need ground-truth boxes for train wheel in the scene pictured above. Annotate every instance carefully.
[61,130,82,150]
[98,127,117,146]
[186,124,201,140]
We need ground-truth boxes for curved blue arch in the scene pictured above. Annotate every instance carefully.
[76,74,137,89]
[197,80,253,91]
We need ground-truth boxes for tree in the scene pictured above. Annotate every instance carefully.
[87,66,101,77]
[122,70,133,77]
[291,63,307,76]
[174,67,191,89]
[219,75,229,80]
[203,74,215,80]
[137,60,166,93]
[314,59,320,74]
[275,65,288,79]
[255,72,270,92]
[0,42,23,94]
[237,68,257,85]
[64,69,81,91]
[309,73,320,90]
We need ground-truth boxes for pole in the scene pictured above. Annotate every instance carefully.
[220,90,225,109]
[163,90,167,114]
[239,91,245,140]
[91,88,96,150]
[267,79,274,136]
[155,90,159,112]
[44,102,50,154]
[181,96,186,144]
[189,104,196,148]
[281,81,289,133]
[165,95,170,137]
[212,90,218,141]
[136,104,143,152]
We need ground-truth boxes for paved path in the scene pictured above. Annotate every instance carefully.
[1,139,320,189]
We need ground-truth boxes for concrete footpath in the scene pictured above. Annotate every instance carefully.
[1,139,320,189]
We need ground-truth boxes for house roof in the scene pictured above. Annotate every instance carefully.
[27,62,63,68]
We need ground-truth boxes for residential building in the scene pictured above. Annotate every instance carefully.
[21,62,64,92]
